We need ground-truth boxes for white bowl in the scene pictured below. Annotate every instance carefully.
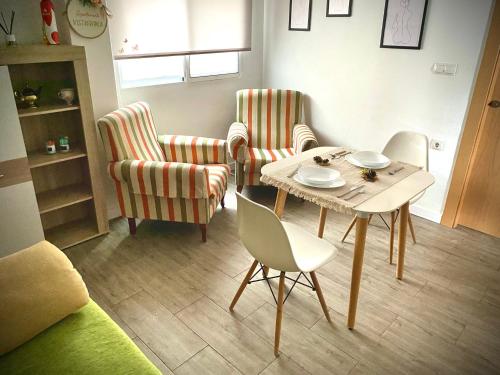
[351,151,390,168]
[297,166,340,185]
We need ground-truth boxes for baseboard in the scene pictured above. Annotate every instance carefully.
[410,204,442,223]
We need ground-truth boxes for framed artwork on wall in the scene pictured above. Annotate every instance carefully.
[380,0,428,49]
[289,0,312,31]
[326,0,352,17]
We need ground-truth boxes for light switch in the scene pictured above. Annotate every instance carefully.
[432,63,458,75]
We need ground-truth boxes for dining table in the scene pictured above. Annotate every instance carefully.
[260,146,435,329]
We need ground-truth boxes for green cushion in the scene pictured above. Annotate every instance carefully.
[0,300,161,375]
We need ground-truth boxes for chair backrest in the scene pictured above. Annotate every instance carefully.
[236,193,300,272]
[97,102,166,162]
[383,131,429,170]
[236,89,304,150]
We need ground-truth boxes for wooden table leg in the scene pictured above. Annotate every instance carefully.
[389,211,396,264]
[347,212,369,329]
[317,207,328,238]
[274,188,288,219]
[397,202,410,280]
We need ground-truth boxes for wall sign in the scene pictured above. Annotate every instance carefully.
[66,0,108,39]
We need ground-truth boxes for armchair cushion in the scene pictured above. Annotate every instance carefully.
[206,164,230,202]
[227,122,248,163]
[97,102,165,162]
[244,147,295,183]
[109,160,211,199]
[293,124,319,153]
[159,135,227,164]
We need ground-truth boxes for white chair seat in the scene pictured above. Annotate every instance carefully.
[282,222,338,272]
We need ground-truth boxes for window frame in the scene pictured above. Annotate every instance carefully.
[116,52,241,89]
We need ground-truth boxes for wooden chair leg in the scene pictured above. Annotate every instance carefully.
[263,266,269,277]
[310,271,331,322]
[274,271,286,357]
[368,214,373,224]
[230,260,259,311]
[389,211,396,264]
[221,195,225,208]
[128,218,136,235]
[237,185,243,193]
[408,214,416,244]
[318,207,328,238]
[341,216,357,243]
[199,224,207,242]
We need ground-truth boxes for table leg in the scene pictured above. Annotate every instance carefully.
[397,202,410,280]
[317,207,328,238]
[274,188,288,219]
[347,212,369,329]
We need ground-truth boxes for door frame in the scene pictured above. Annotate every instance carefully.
[441,1,500,228]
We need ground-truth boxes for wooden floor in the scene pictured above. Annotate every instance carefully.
[66,184,500,375]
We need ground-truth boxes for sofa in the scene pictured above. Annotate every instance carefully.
[0,241,160,375]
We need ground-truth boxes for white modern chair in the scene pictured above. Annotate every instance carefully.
[341,131,429,263]
[230,193,337,356]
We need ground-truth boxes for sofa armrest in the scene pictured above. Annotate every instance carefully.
[293,124,319,154]
[158,135,227,165]
[109,160,210,199]
[227,122,248,163]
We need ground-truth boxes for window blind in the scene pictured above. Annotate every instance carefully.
[107,0,252,60]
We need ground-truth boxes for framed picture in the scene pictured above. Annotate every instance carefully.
[326,0,352,17]
[289,0,312,31]
[380,0,428,49]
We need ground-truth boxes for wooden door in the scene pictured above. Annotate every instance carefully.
[457,52,500,237]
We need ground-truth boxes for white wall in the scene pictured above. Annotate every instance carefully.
[262,0,493,222]
[117,0,264,140]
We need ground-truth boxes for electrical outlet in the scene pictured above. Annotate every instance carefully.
[430,139,444,151]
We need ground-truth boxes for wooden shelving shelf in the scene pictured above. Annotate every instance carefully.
[18,104,80,118]
[37,184,93,214]
[28,148,87,169]
[44,218,100,250]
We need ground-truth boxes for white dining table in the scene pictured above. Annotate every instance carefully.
[261,146,435,329]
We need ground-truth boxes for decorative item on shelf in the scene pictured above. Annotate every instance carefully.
[40,0,60,45]
[58,88,75,105]
[14,83,42,108]
[313,156,331,166]
[380,0,428,49]
[360,168,377,182]
[46,140,57,155]
[65,0,110,39]
[0,10,16,46]
[58,136,70,153]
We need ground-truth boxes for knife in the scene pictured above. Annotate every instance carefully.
[337,184,364,198]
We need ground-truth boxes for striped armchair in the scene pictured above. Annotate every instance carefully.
[227,89,318,192]
[98,102,229,242]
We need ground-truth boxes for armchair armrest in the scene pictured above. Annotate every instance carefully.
[227,122,248,163]
[108,160,210,199]
[158,135,227,164]
[293,124,319,154]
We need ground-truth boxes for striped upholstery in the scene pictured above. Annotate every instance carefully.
[159,135,227,164]
[229,89,318,187]
[98,102,165,162]
[98,102,229,229]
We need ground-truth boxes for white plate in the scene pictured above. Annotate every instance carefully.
[297,166,340,185]
[293,174,346,189]
[346,154,391,170]
[351,151,390,168]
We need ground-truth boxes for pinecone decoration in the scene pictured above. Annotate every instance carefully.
[361,168,377,182]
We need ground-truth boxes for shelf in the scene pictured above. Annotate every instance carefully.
[18,104,80,118]
[37,184,93,214]
[28,147,87,169]
[44,218,100,250]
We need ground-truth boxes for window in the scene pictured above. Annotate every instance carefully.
[189,52,239,78]
[117,52,239,89]
[117,56,185,89]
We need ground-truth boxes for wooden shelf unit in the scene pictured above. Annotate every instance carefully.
[0,45,109,249]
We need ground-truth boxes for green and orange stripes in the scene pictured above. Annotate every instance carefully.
[160,135,228,165]
[98,102,165,162]
[236,89,303,150]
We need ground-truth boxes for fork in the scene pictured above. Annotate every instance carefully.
[287,163,301,178]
